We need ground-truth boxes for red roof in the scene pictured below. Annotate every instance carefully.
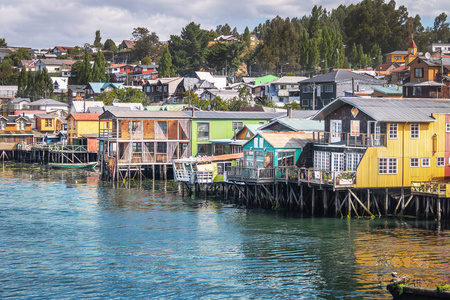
[67,113,100,121]
[392,65,407,72]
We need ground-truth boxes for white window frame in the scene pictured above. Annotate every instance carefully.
[410,158,419,167]
[350,120,360,136]
[421,158,430,167]
[437,157,445,167]
[389,123,398,139]
[410,123,419,139]
[378,158,397,174]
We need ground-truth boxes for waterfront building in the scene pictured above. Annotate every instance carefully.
[66,113,110,144]
[311,97,450,189]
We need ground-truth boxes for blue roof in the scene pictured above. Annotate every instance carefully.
[88,82,124,94]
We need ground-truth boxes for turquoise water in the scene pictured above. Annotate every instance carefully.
[1,163,450,299]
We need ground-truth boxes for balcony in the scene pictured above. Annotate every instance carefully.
[227,166,275,183]
[411,181,450,197]
[275,167,356,188]
[313,132,386,147]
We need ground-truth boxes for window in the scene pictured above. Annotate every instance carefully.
[129,121,141,133]
[346,153,363,171]
[0,121,5,130]
[314,151,330,171]
[157,121,168,134]
[389,123,398,139]
[437,157,445,167]
[446,123,450,132]
[16,120,26,130]
[414,68,424,78]
[325,85,333,92]
[232,122,243,131]
[378,158,397,174]
[303,86,313,93]
[157,142,167,153]
[410,123,419,139]
[394,56,402,61]
[410,158,419,167]
[412,86,422,96]
[350,120,360,136]
[197,144,210,155]
[197,123,209,141]
[132,142,142,153]
[302,99,309,107]
[45,119,53,127]
[421,158,430,167]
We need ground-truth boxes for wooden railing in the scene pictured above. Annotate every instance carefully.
[48,145,88,152]
[227,167,275,183]
[411,181,449,197]
[313,132,386,147]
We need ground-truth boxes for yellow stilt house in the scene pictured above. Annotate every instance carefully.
[312,97,450,191]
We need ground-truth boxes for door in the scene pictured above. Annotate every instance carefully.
[330,120,342,143]
[367,121,381,146]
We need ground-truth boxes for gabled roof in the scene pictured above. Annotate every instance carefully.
[36,58,76,66]
[9,97,30,104]
[191,111,283,120]
[257,132,313,149]
[375,62,398,72]
[99,110,191,120]
[259,118,324,132]
[35,114,58,119]
[87,82,124,94]
[67,113,100,121]
[270,76,308,84]
[300,70,383,84]
[195,79,216,89]
[68,85,86,92]
[28,99,68,107]
[2,115,32,124]
[386,51,408,55]
[312,97,450,123]
[71,101,104,113]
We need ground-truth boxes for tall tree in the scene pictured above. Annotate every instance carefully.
[93,30,102,49]
[92,51,107,82]
[17,67,28,97]
[433,12,450,42]
[0,60,13,85]
[0,38,6,47]
[158,47,175,77]
[132,27,161,61]
[103,39,118,52]
[242,26,251,48]
[77,49,93,85]
[169,22,210,76]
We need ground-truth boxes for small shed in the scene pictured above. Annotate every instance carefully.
[243,132,313,168]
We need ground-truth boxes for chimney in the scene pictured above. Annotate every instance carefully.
[287,106,292,119]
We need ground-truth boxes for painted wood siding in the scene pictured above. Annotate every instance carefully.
[191,119,267,156]
[355,114,448,188]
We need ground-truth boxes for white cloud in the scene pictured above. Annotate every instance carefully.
[0,0,447,48]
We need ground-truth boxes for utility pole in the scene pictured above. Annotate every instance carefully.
[312,82,316,110]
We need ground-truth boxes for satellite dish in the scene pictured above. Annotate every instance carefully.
[425,52,431,59]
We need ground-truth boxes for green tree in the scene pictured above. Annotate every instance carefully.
[183,90,208,110]
[77,49,93,85]
[132,27,161,61]
[17,67,28,97]
[158,47,175,77]
[92,51,107,82]
[93,30,102,49]
[141,57,152,65]
[210,96,228,111]
[169,22,210,76]
[103,39,118,52]
[0,60,13,85]
[216,24,232,35]
[433,12,450,42]
[228,86,252,111]
[242,26,251,48]
[96,88,147,105]
[0,38,6,46]
[370,43,382,67]
[4,48,31,66]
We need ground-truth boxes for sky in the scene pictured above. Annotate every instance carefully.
[0,0,445,49]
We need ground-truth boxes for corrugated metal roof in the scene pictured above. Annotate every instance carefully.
[312,97,450,123]
[99,110,191,119]
[261,118,325,132]
[258,132,313,148]
[372,86,403,94]
[192,111,283,120]
[67,113,100,121]
[300,70,384,84]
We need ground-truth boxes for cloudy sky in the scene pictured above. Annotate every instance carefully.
[0,0,445,49]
